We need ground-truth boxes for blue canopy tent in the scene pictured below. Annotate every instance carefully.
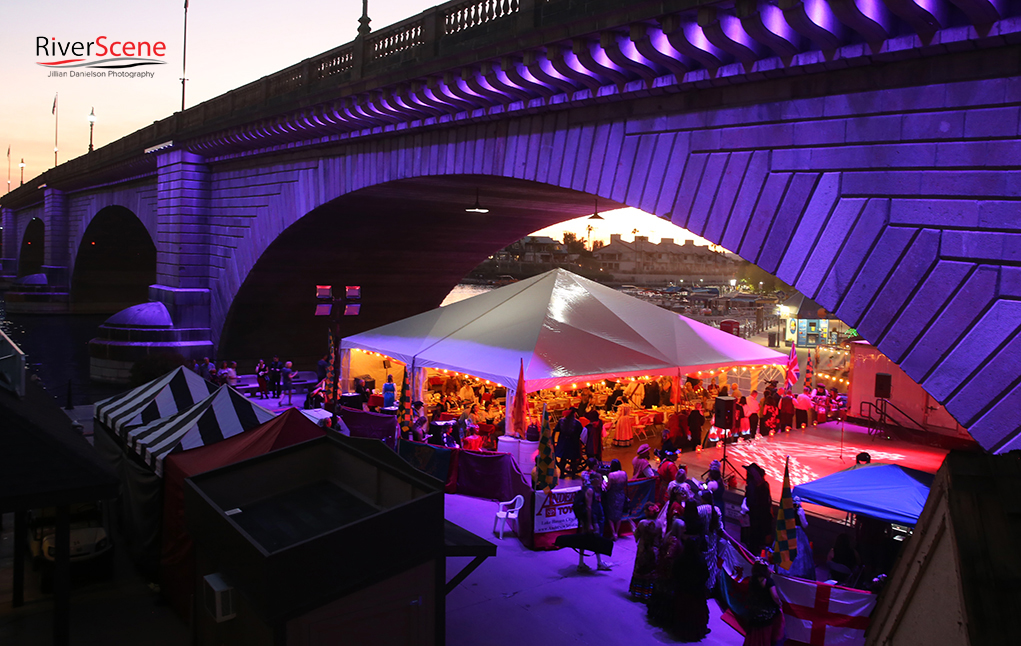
[792,463,935,526]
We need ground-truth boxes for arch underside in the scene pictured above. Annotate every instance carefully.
[19,218,44,277]
[220,176,615,366]
[71,205,157,313]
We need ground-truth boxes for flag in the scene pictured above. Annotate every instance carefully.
[325,329,335,401]
[398,369,412,437]
[785,342,800,390]
[510,358,525,437]
[52,94,57,115]
[533,403,558,491]
[805,353,814,389]
[776,576,875,646]
[773,457,797,571]
[719,530,876,646]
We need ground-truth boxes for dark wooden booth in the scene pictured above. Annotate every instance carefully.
[185,432,492,646]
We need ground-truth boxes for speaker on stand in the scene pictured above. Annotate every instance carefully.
[873,373,892,440]
[710,396,744,483]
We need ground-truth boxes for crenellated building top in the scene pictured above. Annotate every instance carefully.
[4,0,1021,208]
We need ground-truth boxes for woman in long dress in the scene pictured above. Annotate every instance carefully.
[382,374,397,408]
[629,502,660,601]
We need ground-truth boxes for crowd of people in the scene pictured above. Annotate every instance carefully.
[191,356,299,406]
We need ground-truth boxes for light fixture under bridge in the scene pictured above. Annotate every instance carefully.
[465,188,489,214]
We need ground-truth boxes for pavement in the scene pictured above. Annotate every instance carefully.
[445,493,743,646]
[1,493,744,646]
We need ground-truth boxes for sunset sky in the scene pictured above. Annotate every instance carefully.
[2,0,712,247]
[2,0,440,187]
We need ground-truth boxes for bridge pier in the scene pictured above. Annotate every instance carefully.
[87,150,217,383]
[5,189,72,313]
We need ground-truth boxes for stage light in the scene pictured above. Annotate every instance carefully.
[314,303,332,316]
[344,304,360,316]
[345,286,361,299]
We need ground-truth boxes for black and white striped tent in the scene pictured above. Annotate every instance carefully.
[94,366,217,439]
[124,385,276,476]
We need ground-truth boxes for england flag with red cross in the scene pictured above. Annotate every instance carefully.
[718,532,876,646]
[775,576,876,646]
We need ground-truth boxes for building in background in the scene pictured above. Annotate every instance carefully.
[593,235,738,285]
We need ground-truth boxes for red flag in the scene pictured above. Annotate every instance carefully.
[52,94,57,115]
[510,358,526,437]
[785,342,800,390]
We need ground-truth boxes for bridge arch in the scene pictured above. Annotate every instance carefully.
[70,205,157,313]
[214,88,1021,451]
[19,217,45,277]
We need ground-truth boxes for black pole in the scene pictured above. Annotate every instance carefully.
[65,379,73,410]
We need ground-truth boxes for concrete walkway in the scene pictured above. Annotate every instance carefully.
[445,493,742,646]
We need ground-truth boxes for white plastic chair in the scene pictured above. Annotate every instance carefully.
[493,495,525,539]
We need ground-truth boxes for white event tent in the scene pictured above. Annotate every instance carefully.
[340,269,786,394]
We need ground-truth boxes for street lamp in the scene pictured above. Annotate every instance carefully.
[315,284,361,428]
[19,159,25,186]
[88,108,96,153]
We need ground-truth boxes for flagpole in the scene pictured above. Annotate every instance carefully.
[53,93,58,167]
[6,147,10,194]
[181,0,189,111]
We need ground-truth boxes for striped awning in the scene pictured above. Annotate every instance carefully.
[124,385,276,476]
[93,366,217,438]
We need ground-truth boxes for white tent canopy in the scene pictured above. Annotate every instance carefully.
[341,269,786,392]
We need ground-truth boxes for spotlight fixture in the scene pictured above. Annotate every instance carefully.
[465,188,489,214]
[588,195,603,220]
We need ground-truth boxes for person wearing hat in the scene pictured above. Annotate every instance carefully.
[632,444,656,479]
[655,450,679,505]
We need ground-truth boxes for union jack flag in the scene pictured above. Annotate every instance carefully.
[785,342,800,390]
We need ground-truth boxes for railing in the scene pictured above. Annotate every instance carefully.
[444,0,520,34]
[0,328,26,399]
[859,398,928,439]
[314,47,355,80]
[367,19,426,62]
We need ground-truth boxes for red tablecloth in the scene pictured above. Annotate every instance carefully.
[439,412,458,421]
[368,394,384,408]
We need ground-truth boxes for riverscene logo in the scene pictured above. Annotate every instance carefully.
[37,36,167,75]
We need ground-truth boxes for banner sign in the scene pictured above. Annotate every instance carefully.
[533,485,581,535]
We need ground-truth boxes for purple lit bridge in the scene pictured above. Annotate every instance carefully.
[2,0,1020,452]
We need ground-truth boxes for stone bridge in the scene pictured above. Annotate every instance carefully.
[2,0,1020,452]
